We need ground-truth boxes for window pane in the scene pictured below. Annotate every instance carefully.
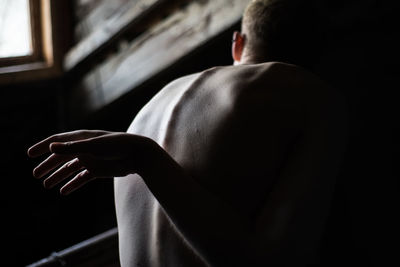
[0,0,32,58]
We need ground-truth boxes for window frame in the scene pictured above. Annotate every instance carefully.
[0,0,67,85]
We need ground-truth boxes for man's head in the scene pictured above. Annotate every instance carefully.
[233,0,324,69]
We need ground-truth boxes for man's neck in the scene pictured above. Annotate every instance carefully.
[237,50,268,65]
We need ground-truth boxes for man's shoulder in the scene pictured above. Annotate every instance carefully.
[136,61,341,123]
[164,62,290,87]
[226,62,342,109]
[142,61,341,114]
[162,61,298,90]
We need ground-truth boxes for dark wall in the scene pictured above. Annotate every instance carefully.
[0,79,117,266]
[316,0,400,264]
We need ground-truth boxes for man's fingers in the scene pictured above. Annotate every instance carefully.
[28,133,80,158]
[27,130,111,158]
[60,170,94,195]
[43,158,83,189]
[49,140,93,155]
[33,154,73,179]
[49,135,117,156]
[28,136,59,158]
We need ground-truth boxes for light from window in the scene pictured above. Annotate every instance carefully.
[0,0,32,58]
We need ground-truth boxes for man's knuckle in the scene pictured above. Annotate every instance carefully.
[50,134,61,142]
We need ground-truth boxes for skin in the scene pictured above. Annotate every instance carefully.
[28,30,347,266]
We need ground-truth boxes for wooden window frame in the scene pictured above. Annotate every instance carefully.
[0,0,64,85]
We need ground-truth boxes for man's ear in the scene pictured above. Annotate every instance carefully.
[232,31,245,63]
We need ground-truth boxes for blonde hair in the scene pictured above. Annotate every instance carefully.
[242,0,323,68]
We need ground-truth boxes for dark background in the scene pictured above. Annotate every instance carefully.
[1,0,399,266]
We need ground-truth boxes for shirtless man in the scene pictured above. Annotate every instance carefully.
[28,0,347,266]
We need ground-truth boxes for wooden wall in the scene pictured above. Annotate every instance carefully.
[63,0,250,130]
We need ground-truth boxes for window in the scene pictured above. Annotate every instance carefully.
[0,0,68,85]
[0,0,32,58]
[0,0,44,68]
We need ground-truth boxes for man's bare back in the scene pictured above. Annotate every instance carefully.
[114,62,346,266]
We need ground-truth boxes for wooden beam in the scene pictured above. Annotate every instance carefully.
[64,0,167,71]
[68,0,250,121]
[74,0,132,42]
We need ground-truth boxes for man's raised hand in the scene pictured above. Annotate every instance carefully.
[28,130,156,195]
